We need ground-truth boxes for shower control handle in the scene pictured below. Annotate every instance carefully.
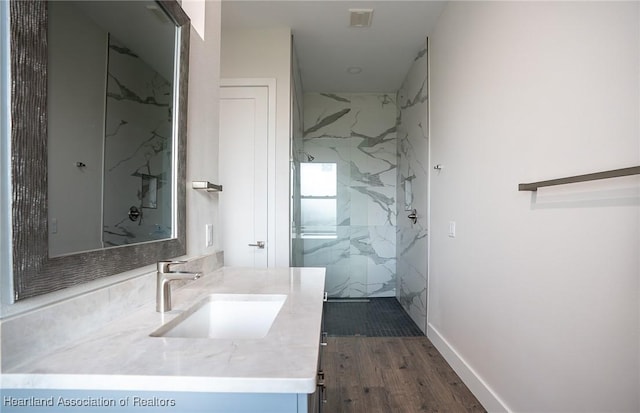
[129,206,141,222]
[248,241,265,249]
[407,209,417,224]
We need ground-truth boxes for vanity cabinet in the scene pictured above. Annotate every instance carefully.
[315,294,328,412]
[302,297,328,413]
[308,316,328,413]
[0,389,317,413]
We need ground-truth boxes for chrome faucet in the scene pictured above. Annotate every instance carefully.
[156,260,201,312]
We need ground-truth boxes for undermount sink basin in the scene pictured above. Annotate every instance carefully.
[151,294,287,339]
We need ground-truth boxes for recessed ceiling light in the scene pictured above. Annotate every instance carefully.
[347,67,363,74]
[349,9,374,28]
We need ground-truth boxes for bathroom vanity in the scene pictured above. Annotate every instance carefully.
[0,267,327,413]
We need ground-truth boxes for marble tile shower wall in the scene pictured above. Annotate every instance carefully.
[296,93,397,298]
[396,41,429,333]
[102,38,173,247]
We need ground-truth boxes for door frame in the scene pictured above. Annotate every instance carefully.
[220,78,277,266]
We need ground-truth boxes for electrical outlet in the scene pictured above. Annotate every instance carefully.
[205,224,214,247]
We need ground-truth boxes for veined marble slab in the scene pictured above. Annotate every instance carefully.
[396,41,429,333]
[1,267,326,394]
[103,37,174,247]
[298,93,397,298]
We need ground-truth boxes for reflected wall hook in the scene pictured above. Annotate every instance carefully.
[297,150,314,162]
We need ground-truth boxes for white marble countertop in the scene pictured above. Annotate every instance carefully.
[1,267,326,394]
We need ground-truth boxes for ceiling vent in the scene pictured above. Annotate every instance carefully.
[349,9,374,28]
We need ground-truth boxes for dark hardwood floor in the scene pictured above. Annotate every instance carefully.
[323,336,486,413]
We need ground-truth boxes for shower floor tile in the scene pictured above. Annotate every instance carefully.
[324,298,423,337]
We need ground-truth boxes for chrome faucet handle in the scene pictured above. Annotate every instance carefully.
[157,260,187,273]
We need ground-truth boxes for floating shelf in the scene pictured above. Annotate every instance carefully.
[519,166,640,192]
[192,181,223,192]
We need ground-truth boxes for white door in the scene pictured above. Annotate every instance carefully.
[219,86,269,267]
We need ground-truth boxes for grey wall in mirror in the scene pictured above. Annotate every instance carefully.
[48,1,177,256]
[10,0,190,300]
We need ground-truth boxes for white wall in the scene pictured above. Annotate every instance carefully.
[186,1,222,257]
[429,2,640,412]
[220,28,291,267]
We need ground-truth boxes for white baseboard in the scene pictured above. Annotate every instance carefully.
[427,323,511,413]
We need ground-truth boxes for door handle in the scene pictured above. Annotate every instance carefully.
[248,241,265,249]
